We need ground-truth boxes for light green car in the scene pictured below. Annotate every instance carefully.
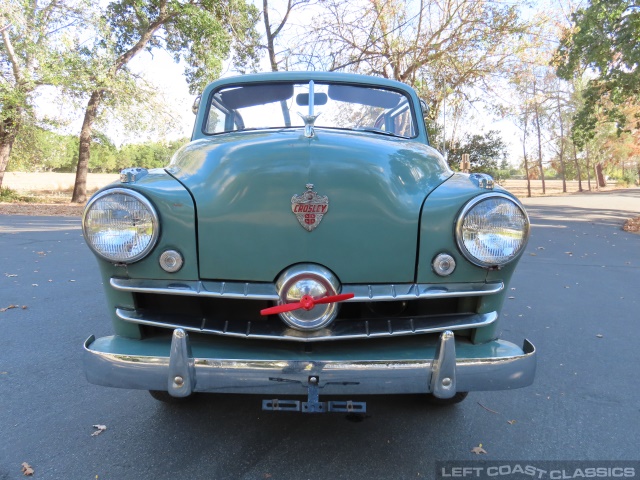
[82,71,535,412]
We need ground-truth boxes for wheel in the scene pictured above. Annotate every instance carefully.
[148,390,196,404]
[425,392,468,406]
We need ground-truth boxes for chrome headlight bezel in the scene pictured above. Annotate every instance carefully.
[455,192,530,268]
[82,188,160,264]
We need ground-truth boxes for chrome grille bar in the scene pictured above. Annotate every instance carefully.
[110,278,503,301]
[115,308,498,342]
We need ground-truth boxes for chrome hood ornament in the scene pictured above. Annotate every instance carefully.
[299,79,320,138]
[298,112,321,138]
[291,184,329,232]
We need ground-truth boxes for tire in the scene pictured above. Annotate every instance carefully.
[148,390,196,404]
[425,392,468,406]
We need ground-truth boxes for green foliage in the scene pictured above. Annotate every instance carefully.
[103,0,260,94]
[606,168,639,187]
[446,130,508,175]
[107,138,188,172]
[556,0,640,140]
[9,126,187,173]
[0,0,92,187]
[9,126,79,172]
[0,187,36,202]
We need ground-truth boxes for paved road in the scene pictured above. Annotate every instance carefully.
[1,190,639,479]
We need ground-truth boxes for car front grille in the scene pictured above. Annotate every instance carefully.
[110,278,502,342]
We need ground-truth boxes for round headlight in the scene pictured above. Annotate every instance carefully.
[456,193,529,267]
[83,188,159,263]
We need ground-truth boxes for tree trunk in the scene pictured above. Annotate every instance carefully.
[585,147,592,191]
[534,108,545,194]
[0,115,20,190]
[556,95,566,193]
[521,109,531,198]
[522,124,531,198]
[595,163,606,188]
[532,79,545,194]
[572,142,583,192]
[263,0,278,72]
[72,90,103,203]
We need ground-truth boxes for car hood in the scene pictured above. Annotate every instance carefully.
[168,129,451,283]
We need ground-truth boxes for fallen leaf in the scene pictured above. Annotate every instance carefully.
[21,462,34,476]
[507,420,516,425]
[477,402,499,414]
[471,444,487,455]
[91,424,107,436]
[21,306,27,310]
[36,251,46,256]
[1,305,19,312]
[529,253,537,256]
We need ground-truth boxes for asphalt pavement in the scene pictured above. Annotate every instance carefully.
[1,190,639,480]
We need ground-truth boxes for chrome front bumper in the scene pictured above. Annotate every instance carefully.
[84,329,536,399]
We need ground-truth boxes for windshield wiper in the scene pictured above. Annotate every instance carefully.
[355,127,400,137]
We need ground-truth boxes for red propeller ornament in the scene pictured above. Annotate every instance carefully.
[260,293,354,316]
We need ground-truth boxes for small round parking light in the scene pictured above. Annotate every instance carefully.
[433,253,456,276]
[159,250,184,273]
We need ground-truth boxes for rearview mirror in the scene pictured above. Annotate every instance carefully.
[420,99,430,117]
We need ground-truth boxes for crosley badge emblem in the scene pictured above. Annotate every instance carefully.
[291,184,329,232]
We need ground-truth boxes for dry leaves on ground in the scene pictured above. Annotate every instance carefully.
[1,305,26,312]
[623,216,640,233]
[21,462,34,476]
[471,444,487,455]
[0,203,84,216]
[91,424,107,436]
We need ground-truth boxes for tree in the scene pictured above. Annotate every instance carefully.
[261,0,312,72]
[0,0,86,189]
[446,130,508,175]
[68,0,260,203]
[556,0,640,138]
[296,0,530,116]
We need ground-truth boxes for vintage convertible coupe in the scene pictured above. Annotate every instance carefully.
[82,71,535,412]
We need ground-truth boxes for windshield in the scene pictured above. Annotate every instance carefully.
[203,81,416,138]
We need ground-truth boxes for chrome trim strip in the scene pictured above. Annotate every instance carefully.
[115,308,498,342]
[83,331,537,396]
[110,278,503,301]
[346,282,503,301]
[110,278,279,300]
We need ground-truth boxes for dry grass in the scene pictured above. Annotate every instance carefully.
[0,172,118,216]
[498,179,615,197]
